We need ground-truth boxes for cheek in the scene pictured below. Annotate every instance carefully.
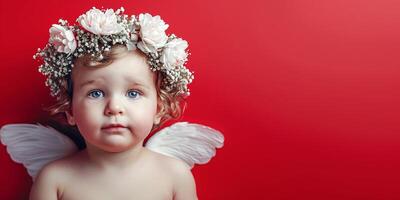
[72,101,102,124]
[133,107,156,125]
[131,102,158,127]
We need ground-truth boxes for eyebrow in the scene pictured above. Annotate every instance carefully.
[78,79,150,90]
[124,77,151,89]
[79,79,99,88]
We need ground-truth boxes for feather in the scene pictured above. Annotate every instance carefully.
[0,124,78,180]
[145,122,224,168]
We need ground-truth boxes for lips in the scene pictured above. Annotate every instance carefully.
[102,124,125,129]
[101,124,128,132]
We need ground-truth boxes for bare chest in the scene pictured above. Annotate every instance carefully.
[59,172,174,200]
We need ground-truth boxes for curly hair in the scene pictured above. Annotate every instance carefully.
[45,45,186,131]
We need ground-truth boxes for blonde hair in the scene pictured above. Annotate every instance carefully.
[46,45,186,130]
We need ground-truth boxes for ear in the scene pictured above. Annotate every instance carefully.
[154,113,162,125]
[154,100,163,125]
[65,111,76,126]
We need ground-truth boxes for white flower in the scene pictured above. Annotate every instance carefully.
[49,24,77,54]
[77,8,123,35]
[161,38,188,68]
[137,13,169,53]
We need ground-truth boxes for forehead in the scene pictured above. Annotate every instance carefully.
[72,50,156,87]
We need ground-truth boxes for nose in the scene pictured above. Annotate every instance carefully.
[104,95,125,116]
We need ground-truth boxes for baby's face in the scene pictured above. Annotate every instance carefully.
[66,50,160,152]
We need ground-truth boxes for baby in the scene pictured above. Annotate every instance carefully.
[30,46,197,200]
[14,7,220,200]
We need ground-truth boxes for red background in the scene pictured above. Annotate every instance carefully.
[1,0,400,199]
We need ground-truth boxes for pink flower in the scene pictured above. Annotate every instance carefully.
[49,24,77,54]
[137,13,169,53]
[161,38,188,68]
[78,8,123,35]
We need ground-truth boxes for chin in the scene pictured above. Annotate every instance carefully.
[100,140,142,153]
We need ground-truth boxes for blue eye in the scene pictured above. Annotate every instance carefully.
[88,90,104,98]
[127,90,140,99]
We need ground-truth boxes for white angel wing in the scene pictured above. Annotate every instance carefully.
[145,122,224,168]
[0,124,78,180]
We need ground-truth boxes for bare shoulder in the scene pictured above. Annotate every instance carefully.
[30,159,69,200]
[146,149,198,200]
[30,152,84,200]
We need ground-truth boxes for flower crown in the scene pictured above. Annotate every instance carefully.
[34,7,194,98]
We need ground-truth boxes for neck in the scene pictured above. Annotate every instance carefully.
[84,141,146,170]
